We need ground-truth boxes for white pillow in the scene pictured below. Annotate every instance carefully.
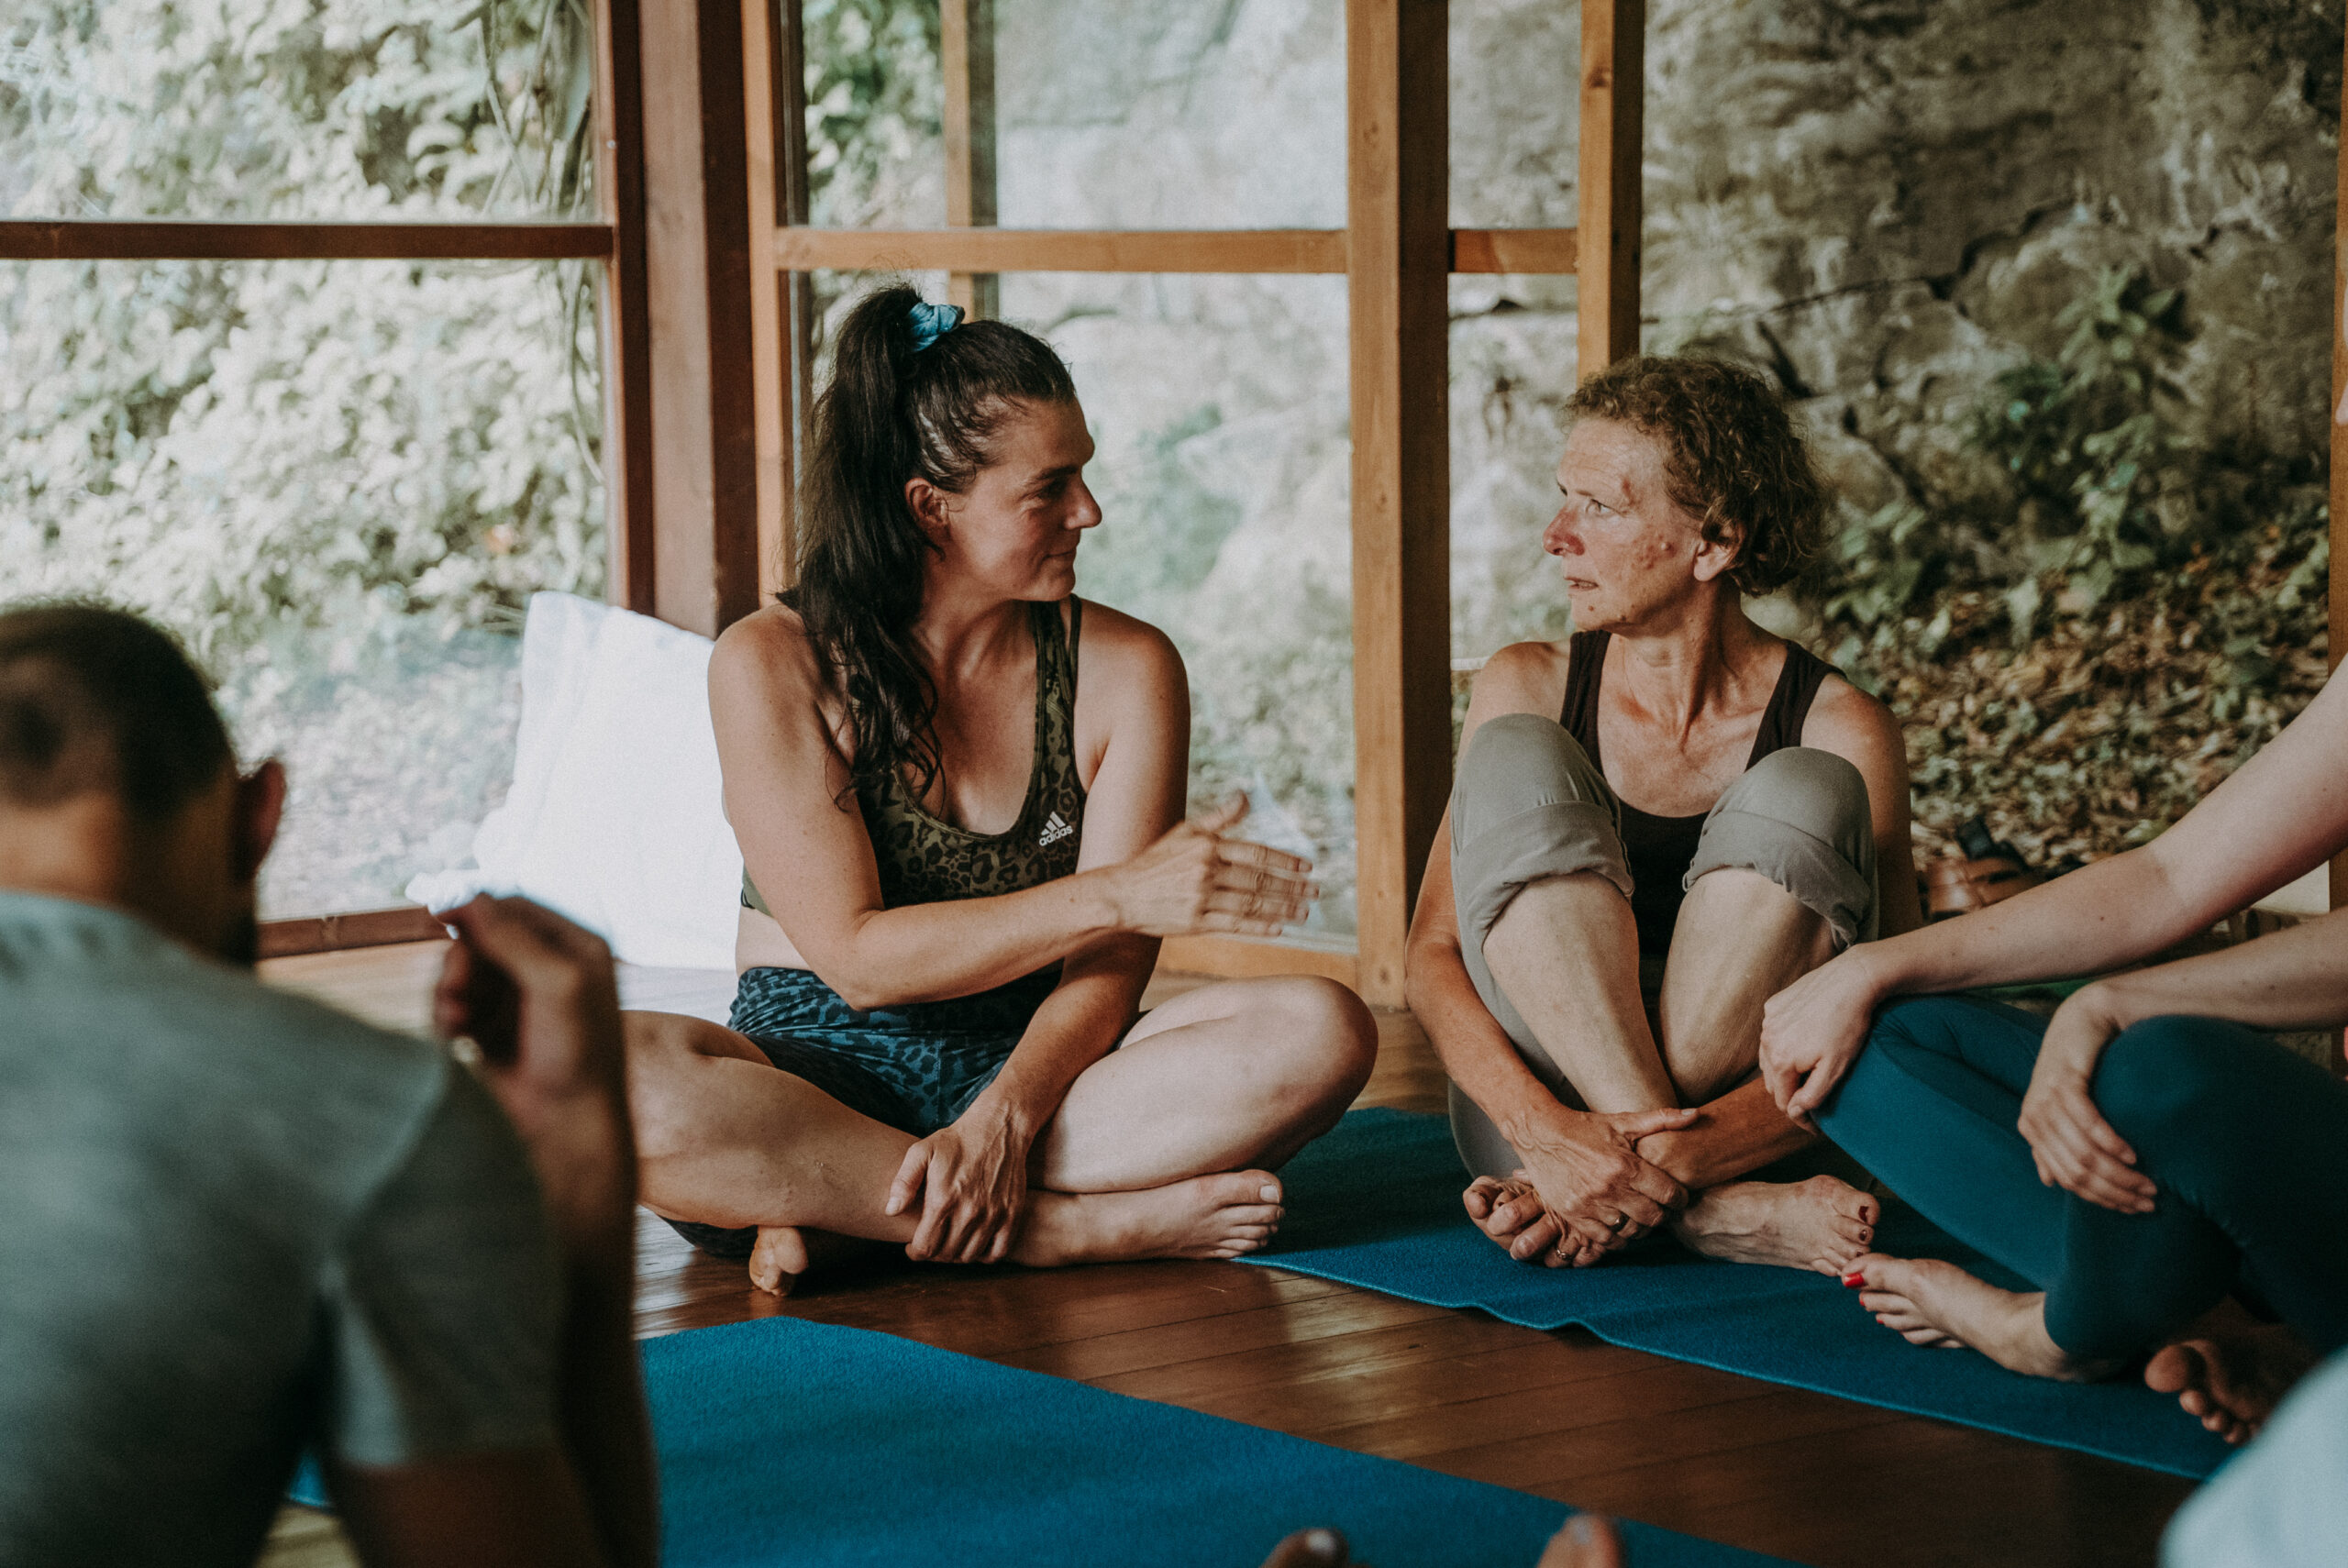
[407,591,743,968]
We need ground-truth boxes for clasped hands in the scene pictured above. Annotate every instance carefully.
[1759,955,2154,1215]
[1466,1105,1699,1267]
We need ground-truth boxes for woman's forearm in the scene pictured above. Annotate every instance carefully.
[1859,843,2205,1001]
[2089,906,2348,1035]
[810,870,1127,1010]
[970,940,1153,1132]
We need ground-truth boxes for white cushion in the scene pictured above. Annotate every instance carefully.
[407,591,743,968]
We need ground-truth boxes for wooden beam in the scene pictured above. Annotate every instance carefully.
[258,906,445,961]
[1346,0,1452,1008]
[941,0,1001,319]
[742,0,792,603]
[0,220,612,261]
[1451,226,1577,274]
[767,226,1578,277]
[2331,19,2348,915]
[639,0,763,636]
[771,226,1349,274]
[1157,933,1360,988]
[597,0,658,614]
[1576,0,1645,378]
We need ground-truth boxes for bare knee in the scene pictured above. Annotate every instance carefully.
[1250,975,1379,1111]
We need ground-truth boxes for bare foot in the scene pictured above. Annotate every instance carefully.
[2145,1320,2318,1445]
[1848,1253,2120,1381]
[1672,1176,1878,1275]
[1464,1173,1571,1264]
[1014,1171,1284,1267]
[1537,1515,1624,1568]
[748,1224,808,1296]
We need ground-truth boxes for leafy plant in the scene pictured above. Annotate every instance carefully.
[1969,266,2187,630]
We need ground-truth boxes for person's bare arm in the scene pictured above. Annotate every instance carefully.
[1763,661,2348,1124]
[333,896,655,1568]
[714,609,1307,1010]
[887,612,1197,1262]
[1403,644,1694,1263]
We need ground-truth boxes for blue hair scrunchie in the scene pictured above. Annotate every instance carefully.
[908,301,965,352]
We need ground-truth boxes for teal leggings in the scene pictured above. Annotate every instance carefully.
[1818,997,2348,1362]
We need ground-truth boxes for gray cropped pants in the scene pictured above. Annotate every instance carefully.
[1448,713,1878,1180]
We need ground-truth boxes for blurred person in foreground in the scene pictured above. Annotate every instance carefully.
[1756,314,2348,1441]
[0,603,656,1568]
[1406,355,1922,1275]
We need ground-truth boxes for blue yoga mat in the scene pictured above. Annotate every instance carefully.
[646,1314,1789,1567]
[297,1312,1789,1565]
[1252,1109,2233,1480]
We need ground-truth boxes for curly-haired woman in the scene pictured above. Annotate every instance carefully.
[1407,356,1922,1274]
[623,287,1376,1294]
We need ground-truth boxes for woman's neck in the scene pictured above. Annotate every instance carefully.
[1601,594,1772,742]
[914,583,1033,685]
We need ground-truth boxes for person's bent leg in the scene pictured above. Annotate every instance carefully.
[1041,975,1378,1189]
[1816,995,2070,1284]
[1447,713,1666,1183]
[1648,748,1880,1273]
[1662,745,1876,1101]
[626,1009,1293,1283]
[1820,997,2130,1378]
[2056,1014,2348,1361]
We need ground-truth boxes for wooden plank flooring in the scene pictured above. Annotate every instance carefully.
[260,942,2197,1567]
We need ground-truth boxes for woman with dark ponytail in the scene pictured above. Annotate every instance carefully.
[624,286,1378,1293]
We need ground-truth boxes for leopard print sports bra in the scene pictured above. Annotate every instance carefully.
[742,598,1087,917]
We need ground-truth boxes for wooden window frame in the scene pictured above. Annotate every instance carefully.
[735,0,1645,1004]
[0,1,657,959]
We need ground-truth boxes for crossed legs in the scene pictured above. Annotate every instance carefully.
[1468,863,1877,1274]
[1448,715,1881,1274]
[1822,999,2348,1439]
[626,975,1376,1292]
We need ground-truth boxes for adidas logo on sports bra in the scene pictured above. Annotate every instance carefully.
[1038,811,1074,847]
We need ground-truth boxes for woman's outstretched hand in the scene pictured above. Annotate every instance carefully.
[1105,798,1318,937]
[2018,987,2156,1214]
[1759,946,1887,1130]
[886,1105,1035,1264]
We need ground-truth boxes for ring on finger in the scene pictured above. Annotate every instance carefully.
[1604,1211,1629,1232]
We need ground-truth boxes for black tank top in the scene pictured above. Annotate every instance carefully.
[1560,629,1835,955]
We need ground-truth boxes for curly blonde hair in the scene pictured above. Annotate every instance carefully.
[1565,356,1827,594]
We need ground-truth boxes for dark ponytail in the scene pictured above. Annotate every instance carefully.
[790,283,1078,801]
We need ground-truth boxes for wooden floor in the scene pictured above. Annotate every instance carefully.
[262,942,2198,1568]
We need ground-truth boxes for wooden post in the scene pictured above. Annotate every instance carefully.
[743,0,813,601]
[638,0,763,636]
[1346,0,1452,1007]
[942,0,1000,319]
[2331,19,2348,923]
[593,0,656,613]
[1577,0,1644,380]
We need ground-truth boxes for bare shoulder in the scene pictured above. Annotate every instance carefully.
[709,602,830,724]
[1468,637,1569,719]
[1074,597,1185,699]
[1801,669,1908,777]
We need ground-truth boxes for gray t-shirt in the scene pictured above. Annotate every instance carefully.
[0,891,564,1568]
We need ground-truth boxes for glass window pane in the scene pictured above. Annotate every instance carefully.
[0,258,607,918]
[1451,273,1581,663]
[804,0,946,226]
[1450,1,1578,227]
[0,0,597,220]
[978,273,1357,933]
[993,1,1345,229]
